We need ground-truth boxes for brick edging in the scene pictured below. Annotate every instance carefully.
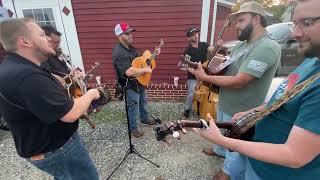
[88,81,187,101]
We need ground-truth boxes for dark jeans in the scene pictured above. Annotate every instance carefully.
[126,88,149,130]
[26,133,98,180]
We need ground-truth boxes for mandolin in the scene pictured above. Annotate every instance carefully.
[132,39,164,86]
[64,61,100,98]
[153,111,257,142]
[63,61,102,129]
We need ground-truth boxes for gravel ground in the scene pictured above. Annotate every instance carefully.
[0,101,223,180]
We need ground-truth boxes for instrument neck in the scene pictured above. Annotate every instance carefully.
[179,120,234,129]
[207,19,230,66]
[150,51,157,62]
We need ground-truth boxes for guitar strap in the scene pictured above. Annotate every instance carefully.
[213,35,269,72]
[242,72,320,130]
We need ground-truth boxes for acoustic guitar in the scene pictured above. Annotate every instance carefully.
[153,111,257,142]
[132,39,164,86]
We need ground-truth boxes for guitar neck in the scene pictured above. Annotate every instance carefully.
[207,19,230,66]
[149,51,157,62]
[83,63,100,83]
[179,120,234,130]
[183,61,210,73]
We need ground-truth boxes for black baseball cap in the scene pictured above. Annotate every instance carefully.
[186,28,199,37]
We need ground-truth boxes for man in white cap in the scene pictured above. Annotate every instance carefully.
[195,0,320,179]
[189,1,281,179]
[112,22,157,138]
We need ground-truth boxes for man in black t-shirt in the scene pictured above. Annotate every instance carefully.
[112,22,158,138]
[0,18,100,179]
[183,28,215,118]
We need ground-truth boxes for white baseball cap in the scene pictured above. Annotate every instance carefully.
[114,22,135,36]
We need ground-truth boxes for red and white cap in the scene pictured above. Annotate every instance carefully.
[114,23,135,36]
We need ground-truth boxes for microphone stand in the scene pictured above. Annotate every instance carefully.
[106,86,160,179]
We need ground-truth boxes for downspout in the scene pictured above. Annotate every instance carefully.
[210,0,218,45]
[200,0,211,42]
[11,0,18,18]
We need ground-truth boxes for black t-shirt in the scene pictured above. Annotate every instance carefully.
[0,53,77,158]
[184,42,209,79]
[112,42,143,92]
[41,56,71,77]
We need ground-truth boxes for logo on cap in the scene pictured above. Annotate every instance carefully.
[114,23,135,36]
[186,28,199,37]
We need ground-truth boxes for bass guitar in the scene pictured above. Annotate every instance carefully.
[132,39,164,86]
[154,111,257,142]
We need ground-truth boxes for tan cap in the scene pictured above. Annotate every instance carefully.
[230,1,266,18]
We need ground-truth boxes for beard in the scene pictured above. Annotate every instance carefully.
[303,42,320,58]
[238,23,253,41]
[34,44,55,61]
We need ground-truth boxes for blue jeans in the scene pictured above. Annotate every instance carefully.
[213,108,231,157]
[213,109,247,180]
[184,79,197,110]
[244,158,262,180]
[26,133,98,180]
[126,88,149,130]
[222,151,247,180]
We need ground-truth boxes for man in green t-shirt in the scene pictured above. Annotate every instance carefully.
[189,1,281,179]
[194,0,320,179]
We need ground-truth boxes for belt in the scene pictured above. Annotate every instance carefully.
[30,154,45,161]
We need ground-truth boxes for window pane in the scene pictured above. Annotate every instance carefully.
[37,21,46,27]
[50,22,56,29]
[22,9,33,18]
[33,9,44,21]
[43,8,55,21]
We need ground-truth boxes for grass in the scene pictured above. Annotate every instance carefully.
[87,101,186,125]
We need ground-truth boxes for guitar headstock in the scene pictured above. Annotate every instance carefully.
[159,38,165,48]
[153,119,208,142]
[177,54,193,70]
[153,39,164,55]
[153,121,184,141]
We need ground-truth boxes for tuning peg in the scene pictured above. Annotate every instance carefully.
[181,128,187,134]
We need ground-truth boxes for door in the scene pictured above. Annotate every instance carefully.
[1,0,84,70]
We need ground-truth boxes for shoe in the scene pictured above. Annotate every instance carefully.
[183,109,191,118]
[141,119,156,126]
[131,129,144,138]
[202,148,224,158]
[213,170,230,180]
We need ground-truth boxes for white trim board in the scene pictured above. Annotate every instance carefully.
[2,0,84,70]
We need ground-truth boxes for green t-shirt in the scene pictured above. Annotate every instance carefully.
[249,58,320,179]
[219,37,281,116]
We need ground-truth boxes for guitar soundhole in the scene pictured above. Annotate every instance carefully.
[146,59,152,68]
[146,59,151,65]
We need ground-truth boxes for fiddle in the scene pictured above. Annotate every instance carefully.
[58,59,101,129]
